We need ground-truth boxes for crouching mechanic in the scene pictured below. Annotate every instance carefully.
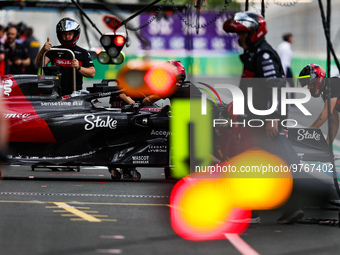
[36,17,95,96]
[298,63,340,143]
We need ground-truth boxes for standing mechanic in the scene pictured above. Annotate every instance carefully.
[36,17,95,96]
[277,33,295,97]
[223,11,306,224]
[22,27,40,74]
[4,26,31,74]
[223,11,293,154]
[298,63,339,143]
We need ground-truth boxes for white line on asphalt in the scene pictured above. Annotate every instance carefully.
[0,192,169,198]
[100,235,125,239]
[225,233,259,255]
[96,249,121,254]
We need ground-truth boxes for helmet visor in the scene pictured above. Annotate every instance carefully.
[297,74,313,87]
[233,12,258,30]
[59,19,79,32]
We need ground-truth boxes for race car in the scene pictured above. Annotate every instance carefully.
[1,67,170,181]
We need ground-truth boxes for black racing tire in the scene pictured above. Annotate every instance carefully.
[130,171,141,182]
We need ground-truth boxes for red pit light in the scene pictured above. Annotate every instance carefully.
[144,67,176,96]
[114,36,125,47]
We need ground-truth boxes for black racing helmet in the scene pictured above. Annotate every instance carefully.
[56,17,81,48]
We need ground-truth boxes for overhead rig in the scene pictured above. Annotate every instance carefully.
[0,0,187,13]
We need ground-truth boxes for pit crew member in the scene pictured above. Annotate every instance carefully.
[36,17,95,96]
[298,63,340,143]
[4,26,30,74]
[223,11,304,224]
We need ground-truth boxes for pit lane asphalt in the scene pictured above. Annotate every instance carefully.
[1,80,340,254]
[0,165,339,255]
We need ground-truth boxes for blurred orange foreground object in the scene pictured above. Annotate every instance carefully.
[117,60,178,99]
[170,148,293,241]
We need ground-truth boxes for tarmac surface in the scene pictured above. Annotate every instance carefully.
[0,165,339,255]
[1,79,340,254]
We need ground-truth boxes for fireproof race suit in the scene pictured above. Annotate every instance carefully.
[322,76,340,111]
[46,45,94,96]
[232,39,300,166]
[239,39,286,122]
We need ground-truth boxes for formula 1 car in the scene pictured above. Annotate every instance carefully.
[1,66,170,181]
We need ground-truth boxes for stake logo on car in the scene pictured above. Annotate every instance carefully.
[296,129,321,141]
[84,114,117,130]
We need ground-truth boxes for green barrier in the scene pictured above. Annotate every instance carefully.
[89,54,336,81]
[90,53,243,80]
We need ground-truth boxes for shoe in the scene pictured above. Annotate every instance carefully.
[277,209,304,224]
[250,216,261,223]
[250,211,261,223]
[228,217,261,224]
[228,212,261,224]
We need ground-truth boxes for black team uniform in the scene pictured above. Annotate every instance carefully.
[4,42,29,74]
[322,77,340,109]
[237,38,300,165]
[46,45,93,96]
